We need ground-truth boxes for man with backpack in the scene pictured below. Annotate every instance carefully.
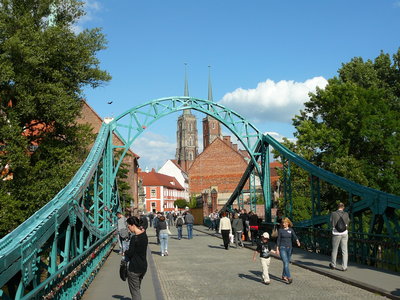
[176,213,185,240]
[117,212,130,255]
[329,202,350,271]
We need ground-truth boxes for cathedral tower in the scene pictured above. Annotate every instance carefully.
[202,66,222,150]
[176,64,198,172]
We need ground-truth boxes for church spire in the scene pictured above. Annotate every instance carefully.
[208,65,213,102]
[184,63,189,97]
[183,63,191,115]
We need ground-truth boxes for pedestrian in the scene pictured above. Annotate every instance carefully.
[276,217,300,284]
[249,211,259,245]
[139,211,148,230]
[185,211,195,239]
[167,212,173,227]
[173,212,177,225]
[153,212,160,244]
[117,212,130,255]
[214,210,220,233]
[148,212,154,228]
[156,215,170,256]
[329,202,350,271]
[175,213,185,240]
[253,232,276,285]
[219,211,232,250]
[208,211,215,230]
[231,213,244,248]
[125,216,148,300]
[240,209,249,241]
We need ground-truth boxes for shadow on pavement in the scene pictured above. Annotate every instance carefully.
[238,273,260,283]
[112,295,130,300]
[391,288,400,297]
[207,244,225,249]
[248,270,283,283]
[151,250,161,256]
[294,260,331,270]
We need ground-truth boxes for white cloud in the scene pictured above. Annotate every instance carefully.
[131,131,176,170]
[219,77,328,124]
[264,131,296,143]
[72,0,102,33]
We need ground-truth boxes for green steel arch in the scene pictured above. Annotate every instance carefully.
[109,96,264,178]
[1,96,400,300]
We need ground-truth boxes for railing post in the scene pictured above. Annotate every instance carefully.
[261,141,271,222]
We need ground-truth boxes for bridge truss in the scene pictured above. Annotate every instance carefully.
[1,97,399,299]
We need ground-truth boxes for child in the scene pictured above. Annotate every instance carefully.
[252,232,276,285]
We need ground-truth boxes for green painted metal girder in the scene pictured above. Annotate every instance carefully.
[1,96,400,299]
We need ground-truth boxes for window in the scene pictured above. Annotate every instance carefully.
[150,188,156,198]
[212,122,215,129]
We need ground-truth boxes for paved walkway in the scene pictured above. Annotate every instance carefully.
[83,225,400,300]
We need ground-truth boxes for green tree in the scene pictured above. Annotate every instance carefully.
[114,150,133,210]
[0,0,111,236]
[188,195,198,209]
[290,49,400,209]
[174,199,188,209]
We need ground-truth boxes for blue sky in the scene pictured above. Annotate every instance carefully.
[80,0,400,169]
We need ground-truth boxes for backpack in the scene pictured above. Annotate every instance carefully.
[176,217,183,226]
[119,226,129,239]
[335,213,347,232]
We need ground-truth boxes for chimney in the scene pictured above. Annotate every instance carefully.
[223,136,231,144]
[232,143,238,151]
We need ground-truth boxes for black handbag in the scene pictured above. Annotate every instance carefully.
[119,260,128,281]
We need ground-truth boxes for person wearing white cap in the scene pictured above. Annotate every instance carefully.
[252,231,276,285]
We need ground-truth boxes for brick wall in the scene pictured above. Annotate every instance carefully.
[189,138,249,194]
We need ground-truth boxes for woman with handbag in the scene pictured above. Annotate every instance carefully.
[125,216,148,300]
[218,211,232,250]
[156,215,170,256]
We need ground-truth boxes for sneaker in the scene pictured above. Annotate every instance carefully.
[342,268,347,272]
[288,278,293,284]
[165,251,168,256]
[264,281,270,285]
[329,263,335,270]
[161,253,164,257]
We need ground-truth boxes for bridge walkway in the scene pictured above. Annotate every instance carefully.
[83,225,400,300]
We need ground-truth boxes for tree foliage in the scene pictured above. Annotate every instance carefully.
[0,0,111,236]
[174,199,188,209]
[288,49,400,211]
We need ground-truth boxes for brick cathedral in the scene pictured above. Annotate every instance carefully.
[175,67,256,215]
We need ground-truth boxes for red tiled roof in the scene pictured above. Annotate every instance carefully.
[140,170,184,190]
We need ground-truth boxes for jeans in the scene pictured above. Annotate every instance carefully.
[160,232,169,255]
[187,224,193,239]
[127,270,145,300]
[279,246,292,278]
[331,233,348,270]
[177,226,183,239]
[210,220,216,230]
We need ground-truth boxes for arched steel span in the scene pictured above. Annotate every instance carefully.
[1,97,399,300]
[109,96,264,178]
